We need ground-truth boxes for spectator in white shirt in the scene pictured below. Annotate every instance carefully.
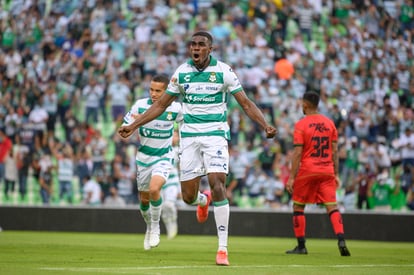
[107,73,131,124]
[398,127,414,168]
[82,77,104,124]
[82,175,102,206]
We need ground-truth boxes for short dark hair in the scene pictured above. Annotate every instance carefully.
[303,91,320,107]
[192,31,214,45]
[152,74,169,86]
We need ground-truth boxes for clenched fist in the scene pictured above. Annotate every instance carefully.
[265,126,277,138]
[117,125,135,138]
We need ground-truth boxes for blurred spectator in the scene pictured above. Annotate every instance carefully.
[0,130,13,190]
[115,160,135,205]
[263,174,285,209]
[4,105,20,142]
[15,136,31,202]
[355,163,376,210]
[257,140,278,177]
[28,96,48,147]
[89,129,107,174]
[82,77,104,125]
[107,72,131,124]
[38,165,54,205]
[43,80,58,140]
[341,137,360,187]
[103,185,126,207]
[82,175,102,206]
[228,108,243,146]
[375,136,392,171]
[367,168,400,212]
[295,1,314,41]
[50,140,75,204]
[227,146,250,206]
[406,183,414,210]
[397,127,414,169]
[245,165,267,208]
[75,148,93,195]
[4,146,17,201]
[94,160,112,202]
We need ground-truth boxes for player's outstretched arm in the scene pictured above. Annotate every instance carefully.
[233,90,277,138]
[117,93,176,138]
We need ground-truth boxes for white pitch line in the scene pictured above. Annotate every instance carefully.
[40,264,414,272]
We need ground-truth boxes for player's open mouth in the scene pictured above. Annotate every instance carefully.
[193,53,200,59]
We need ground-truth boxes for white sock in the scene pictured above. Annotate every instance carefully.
[214,203,229,252]
[162,201,177,224]
[191,191,207,206]
[140,208,151,231]
[150,203,162,230]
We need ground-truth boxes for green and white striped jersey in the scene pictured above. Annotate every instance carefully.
[123,98,182,167]
[166,56,243,140]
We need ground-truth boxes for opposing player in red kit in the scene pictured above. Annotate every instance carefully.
[286,91,350,256]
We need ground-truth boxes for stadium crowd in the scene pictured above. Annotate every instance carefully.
[0,0,414,212]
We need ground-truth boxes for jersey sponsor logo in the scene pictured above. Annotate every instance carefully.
[185,94,216,103]
[206,86,218,91]
[309,122,329,132]
[142,128,171,138]
[196,86,218,91]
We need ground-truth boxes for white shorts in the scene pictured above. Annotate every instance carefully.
[136,160,172,192]
[179,136,229,181]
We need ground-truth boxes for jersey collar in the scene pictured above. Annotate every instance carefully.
[187,55,218,68]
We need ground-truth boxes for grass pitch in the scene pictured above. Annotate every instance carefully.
[0,231,413,275]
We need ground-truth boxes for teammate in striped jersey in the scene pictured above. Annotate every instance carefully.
[118,31,277,265]
[119,74,183,250]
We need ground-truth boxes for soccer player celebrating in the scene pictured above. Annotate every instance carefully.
[118,31,277,265]
[119,74,182,250]
[286,91,351,256]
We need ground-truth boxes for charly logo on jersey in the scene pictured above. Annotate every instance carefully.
[209,72,217,82]
[184,74,191,82]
